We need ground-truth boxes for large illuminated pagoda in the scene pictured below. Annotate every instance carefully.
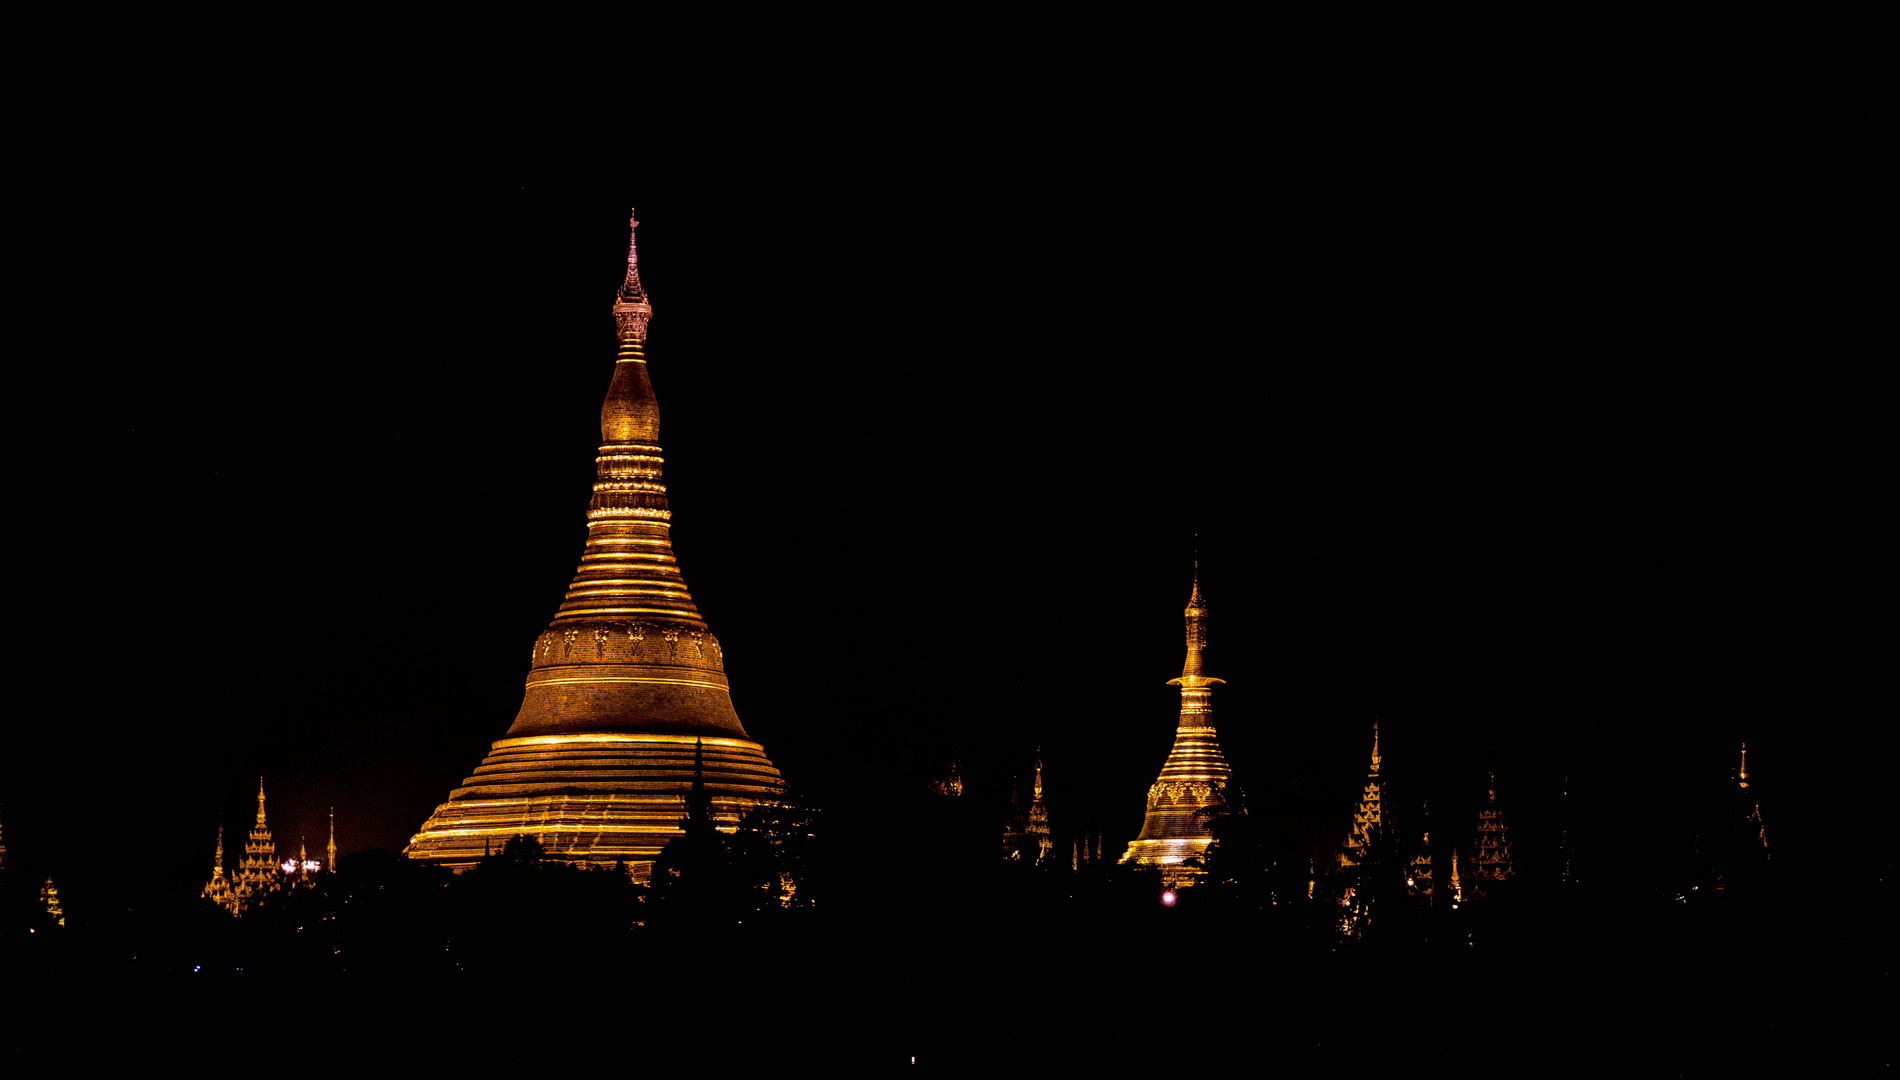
[1120,570,1240,886]
[406,211,783,872]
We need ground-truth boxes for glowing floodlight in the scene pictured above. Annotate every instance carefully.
[1160,890,1178,906]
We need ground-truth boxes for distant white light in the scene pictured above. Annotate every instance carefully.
[1160,890,1177,907]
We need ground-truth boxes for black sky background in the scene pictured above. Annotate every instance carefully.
[3,100,1881,918]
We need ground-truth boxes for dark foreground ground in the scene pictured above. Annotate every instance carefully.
[5,897,1885,1072]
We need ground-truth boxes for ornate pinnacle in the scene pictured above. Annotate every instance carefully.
[1171,567,1221,687]
[256,777,267,824]
[613,208,653,342]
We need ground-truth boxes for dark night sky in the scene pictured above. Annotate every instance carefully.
[4,106,1881,911]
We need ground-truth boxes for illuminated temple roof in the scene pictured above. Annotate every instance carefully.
[405,210,783,871]
[1120,568,1240,886]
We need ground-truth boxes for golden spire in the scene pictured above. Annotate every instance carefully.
[1342,722,1384,868]
[213,823,225,875]
[1026,750,1052,864]
[255,777,267,825]
[612,207,652,342]
[602,209,662,444]
[1175,564,1216,685]
[1738,742,1750,788]
[327,808,337,872]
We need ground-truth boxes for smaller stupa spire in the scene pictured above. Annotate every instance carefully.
[327,808,337,873]
[1034,750,1045,800]
[1738,742,1750,788]
[255,777,267,824]
[213,823,225,876]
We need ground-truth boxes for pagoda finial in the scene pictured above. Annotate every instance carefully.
[327,808,337,873]
[1738,742,1750,788]
[1173,565,1219,686]
[256,777,267,824]
[613,207,653,342]
[1034,750,1045,800]
[213,823,225,875]
[1370,722,1381,776]
[1488,769,1497,803]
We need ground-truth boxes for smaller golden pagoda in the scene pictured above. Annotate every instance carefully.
[41,877,63,926]
[204,824,237,913]
[1340,722,1383,868]
[1469,770,1513,899]
[1120,568,1239,886]
[234,779,276,905]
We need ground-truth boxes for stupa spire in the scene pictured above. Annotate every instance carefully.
[203,822,236,912]
[1121,563,1239,886]
[1027,750,1052,864]
[406,211,782,872]
[235,779,276,904]
[612,207,652,342]
[326,808,337,873]
[1342,722,1384,868]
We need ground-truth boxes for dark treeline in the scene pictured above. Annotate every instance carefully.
[5,780,1878,1071]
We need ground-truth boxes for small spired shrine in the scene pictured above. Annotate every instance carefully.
[1468,770,1514,900]
[1120,569,1241,886]
[1339,723,1383,869]
[204,779,286,912]
[406,211,784,871]
[235,780,276,903]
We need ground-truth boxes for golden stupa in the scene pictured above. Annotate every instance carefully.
[1120,569,1240,886]
[405,210,783,871]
